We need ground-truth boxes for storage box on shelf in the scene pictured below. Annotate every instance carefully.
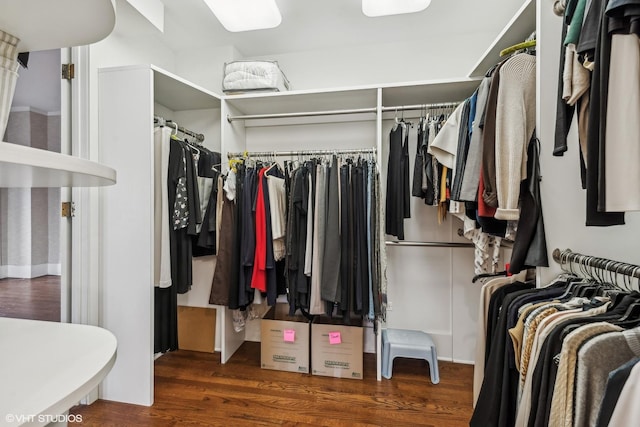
[223,60,290,94]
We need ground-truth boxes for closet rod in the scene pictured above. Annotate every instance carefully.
[380,101,461,113]
[226,101,462,122]
[154,115,205,143]
[227,147,376,159]
[553,248,640,280]
[386,240,474,248]
[226,107,377,122]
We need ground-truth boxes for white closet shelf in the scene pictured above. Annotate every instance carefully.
[0,0,116,52]
[225,86,379,116]
[224,78,483,116]
[468,0,536,77]
[0,318,117,427]
[99,65,222,112]
[152,66,222,111]
[0,142,116,187]
[380,78,482,108]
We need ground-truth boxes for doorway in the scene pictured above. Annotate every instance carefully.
[0,49,63,322]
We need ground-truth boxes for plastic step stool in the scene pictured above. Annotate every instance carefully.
[382,328,439,384]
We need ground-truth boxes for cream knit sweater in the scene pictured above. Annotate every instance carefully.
[494,53,536,221]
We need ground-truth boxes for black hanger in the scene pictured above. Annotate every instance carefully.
[472,271,507,284]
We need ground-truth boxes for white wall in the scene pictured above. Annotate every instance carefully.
[1,110,62,279]
[250,33,496,91]
[175,45,243,94]
[12,49,61,114]
[380,117,482,363]
[175,31,497,94]
[537,2,640,283]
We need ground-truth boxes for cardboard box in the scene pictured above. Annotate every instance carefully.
[311,318,363,380]
[260,304,310,373]
[177,306,216,353]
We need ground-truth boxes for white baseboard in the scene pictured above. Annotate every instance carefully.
[452,359,475,365]
[3,264,62,279]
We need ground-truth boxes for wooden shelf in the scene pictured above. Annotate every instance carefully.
[0,142,116,188]
[0,318,117,427]
[0,0,116,52]
[468,0,536,77]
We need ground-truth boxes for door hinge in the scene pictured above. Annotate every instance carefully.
[61,63,75,80]
[61,202,75,218]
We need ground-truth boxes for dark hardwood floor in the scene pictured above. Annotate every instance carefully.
[72,342,474,426]
[0,276,474,424]
[0,275,60,321]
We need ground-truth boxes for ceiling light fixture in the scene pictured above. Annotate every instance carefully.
[203,0,282,32]
[362,0,432,17]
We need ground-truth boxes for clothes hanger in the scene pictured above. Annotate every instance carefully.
[499,40,537,58]
[169,122,180,140]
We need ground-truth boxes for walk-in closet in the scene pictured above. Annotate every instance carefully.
[4,0,640,425]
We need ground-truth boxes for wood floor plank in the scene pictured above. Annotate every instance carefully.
[0,275,60,321]
[72,342,473,426]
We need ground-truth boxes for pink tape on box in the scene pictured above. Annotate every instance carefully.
[284,329,295,342]
[329,331,341,345]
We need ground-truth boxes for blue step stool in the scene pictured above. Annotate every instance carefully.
[382,328,439,384]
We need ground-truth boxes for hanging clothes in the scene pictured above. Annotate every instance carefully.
[309,163,328,315]
[385,123,410,239]
[493,53,536,221]
[553,0,627,225]
[209,181,235,306]
[192,148,221,257]
[287,164,311,314]
[459,75,491,202]
[215,152,384,325]
[471,267,640,427]
[321,155,341,307]
[509,137,549,274]
[153,127,172,289]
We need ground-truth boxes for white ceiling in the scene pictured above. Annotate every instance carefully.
[115,0,528,58]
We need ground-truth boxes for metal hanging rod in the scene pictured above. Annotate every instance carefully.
[553,248,640,280]
[227,107,377,122]
[386,240,474,248]
[226,101,462,122]
[154,115,205,143]
[381,101,461,113]
[227,147,376,159]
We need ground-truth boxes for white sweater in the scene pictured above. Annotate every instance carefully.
[494,53,537,221]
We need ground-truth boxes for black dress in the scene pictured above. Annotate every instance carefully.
[385,124,410,239]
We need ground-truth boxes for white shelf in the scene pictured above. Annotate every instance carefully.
[99,65,222,112]
[468,0,536,77]
[225,86,379,115]
[381,78,482,107]
[152,66,222,111]
[0,318,117,427]
[0,142,116,187]
[224,78,482,118]
[0,0,116,52]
